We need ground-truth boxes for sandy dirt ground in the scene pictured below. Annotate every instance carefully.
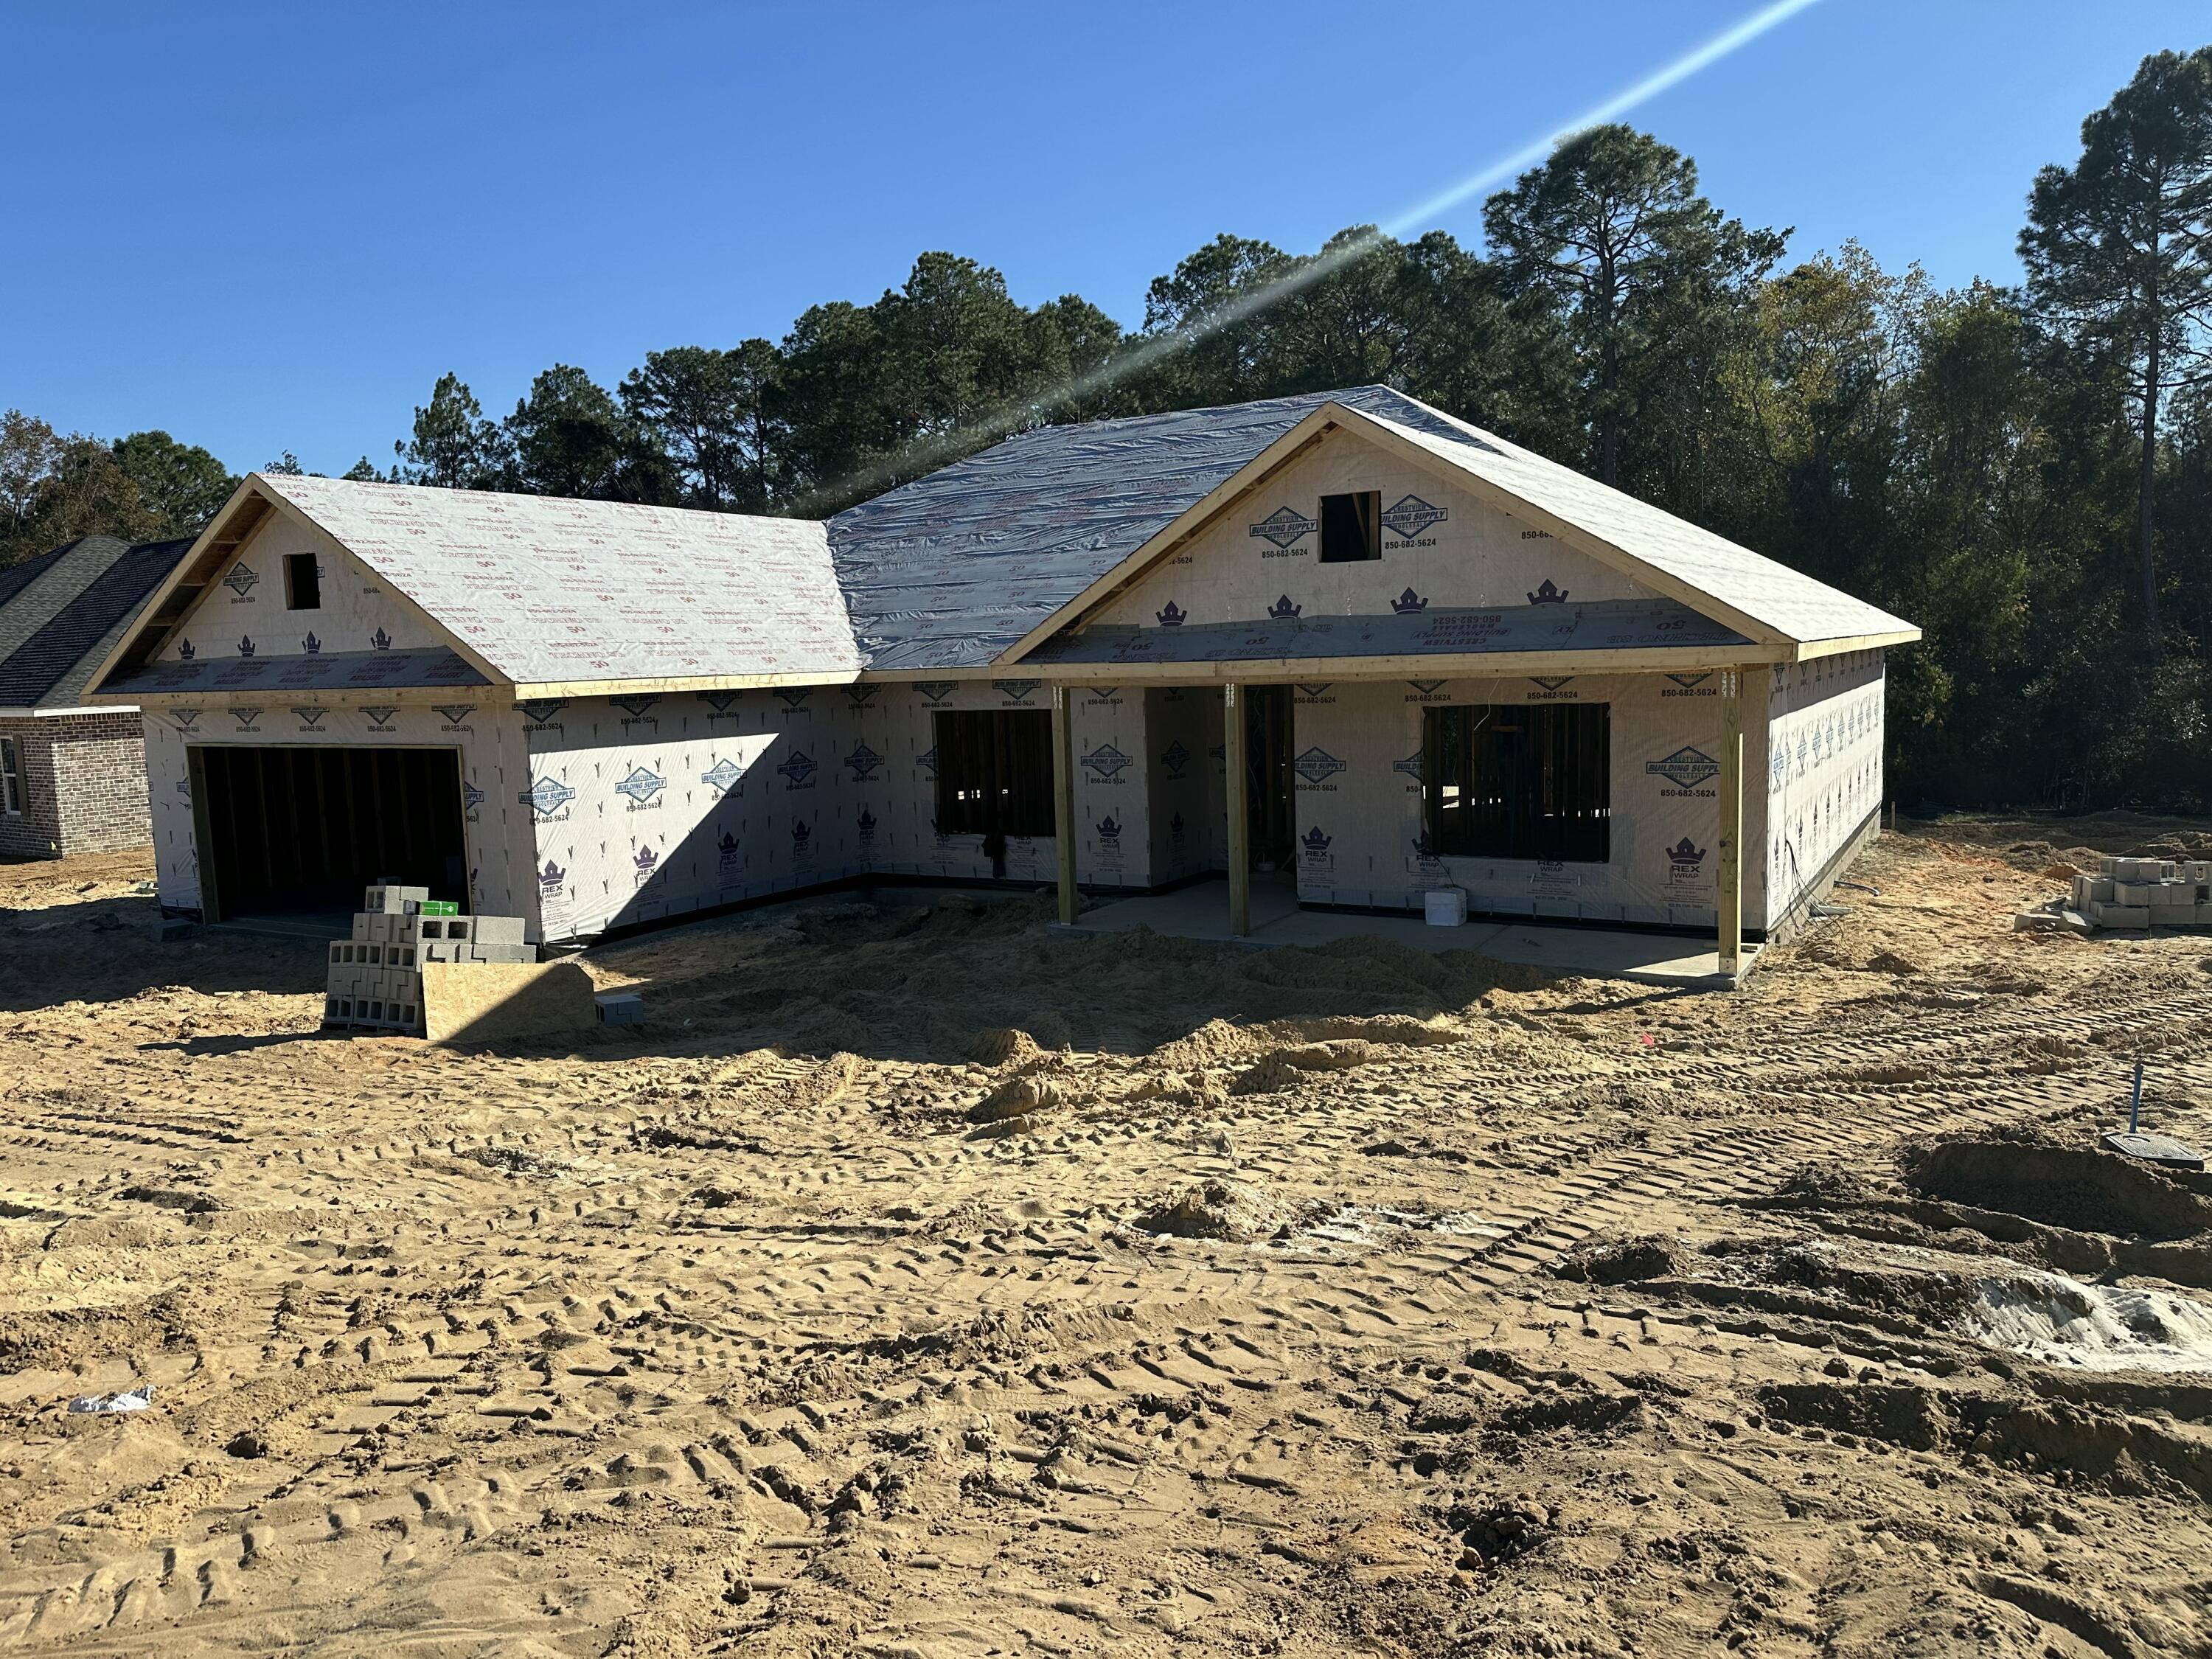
[3,821,2212,1658]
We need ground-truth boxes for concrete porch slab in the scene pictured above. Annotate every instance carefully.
[1048,876,1753,989]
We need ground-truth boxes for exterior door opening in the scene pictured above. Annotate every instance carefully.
[1244,686,1294,872]
[190,745,466,922]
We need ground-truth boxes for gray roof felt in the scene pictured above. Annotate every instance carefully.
[1025,597,1748,667]
[827,384,1912,669]
[824,387,1480,671]
[0,536,191,709]
[104,645,487,698]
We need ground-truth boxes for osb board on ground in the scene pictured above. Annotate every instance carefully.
[420,959,595,1044]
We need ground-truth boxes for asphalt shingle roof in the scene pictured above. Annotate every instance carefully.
[0,535,191,709]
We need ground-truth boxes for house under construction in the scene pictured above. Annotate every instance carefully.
[88,386,1916,975]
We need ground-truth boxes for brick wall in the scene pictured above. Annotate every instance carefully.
[0,712,153,859]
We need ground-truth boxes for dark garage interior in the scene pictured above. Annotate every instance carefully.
[189,745,467,921]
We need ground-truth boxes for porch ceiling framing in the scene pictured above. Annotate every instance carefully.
[1001,644,1772,686]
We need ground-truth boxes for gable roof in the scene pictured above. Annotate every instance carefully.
[101,476,861,699]
[91,386,1915,703]
[1351,402,1916,650]
[824,386,1464,671]
[831,385,1913,672]
[0,535,192,710]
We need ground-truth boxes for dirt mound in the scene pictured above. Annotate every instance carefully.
[1829,1061,1937,1087]
[1865,949,1921,977]
[968,1072,1067,1124]
[1904,1134,2212,1241]
[1265,1013,1470,1048]
[1119,1069,1229,1114]
[1761,1378,2212,1500]
[1553,1234,1683,1284]
[0,1289,205,1372]
[1767,1165,1871,1206]
[1231,1040,1382,1095]
[1447,1498,1556,1567]
[1150,1016,1263,1070]
[1133,1178,1330,1241]
[1758,1380,1952,1450]
[967,1027,1045,1068]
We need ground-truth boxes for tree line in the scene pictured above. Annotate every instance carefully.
[4,48,2208,810]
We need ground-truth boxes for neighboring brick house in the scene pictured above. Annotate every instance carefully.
[0,535,191,859]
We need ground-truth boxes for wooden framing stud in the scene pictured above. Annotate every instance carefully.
[1051,684,1077,926]
[1717,666,1745,981]
[1225,682,1251,937]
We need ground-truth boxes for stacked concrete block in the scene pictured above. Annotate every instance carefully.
[323,882,536,1034]
[595,992,644,1027]
[2069,858,2212,932]
[413,911,533,966]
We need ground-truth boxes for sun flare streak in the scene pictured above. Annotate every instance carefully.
[806,0,1824,511]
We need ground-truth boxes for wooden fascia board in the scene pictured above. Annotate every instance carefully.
[508,669,862,700]
[991,411,1342,667]
[1788,629,1921,663]
[1327,405,1796,650]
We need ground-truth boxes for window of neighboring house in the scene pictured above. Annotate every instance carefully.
[1318,490,1380,563]
[285,552,322,610]
[1422,703,1610,863]
[933,709,1054,838]
[0,737,21,815]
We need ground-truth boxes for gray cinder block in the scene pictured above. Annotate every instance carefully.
[471,915,526,946]
[596,992,644,1026]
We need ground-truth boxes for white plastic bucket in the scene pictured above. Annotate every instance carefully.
[1425,888,1467,927]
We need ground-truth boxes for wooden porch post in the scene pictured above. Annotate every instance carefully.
[1224,682,1250,936]
[1051,684,1077,926]
[1717,667,1744,981]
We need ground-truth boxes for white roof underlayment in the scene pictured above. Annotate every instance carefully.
[258,476,860,689]
[1354,403,1913,648]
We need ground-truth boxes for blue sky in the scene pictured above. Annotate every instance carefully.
[3,1,2204,476]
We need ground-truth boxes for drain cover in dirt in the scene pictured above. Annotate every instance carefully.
[2101,1130,2205,1171]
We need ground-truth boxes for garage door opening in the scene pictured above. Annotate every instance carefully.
[190,745,467,922]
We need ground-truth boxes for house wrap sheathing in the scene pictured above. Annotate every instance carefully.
[92,386,1915,959]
